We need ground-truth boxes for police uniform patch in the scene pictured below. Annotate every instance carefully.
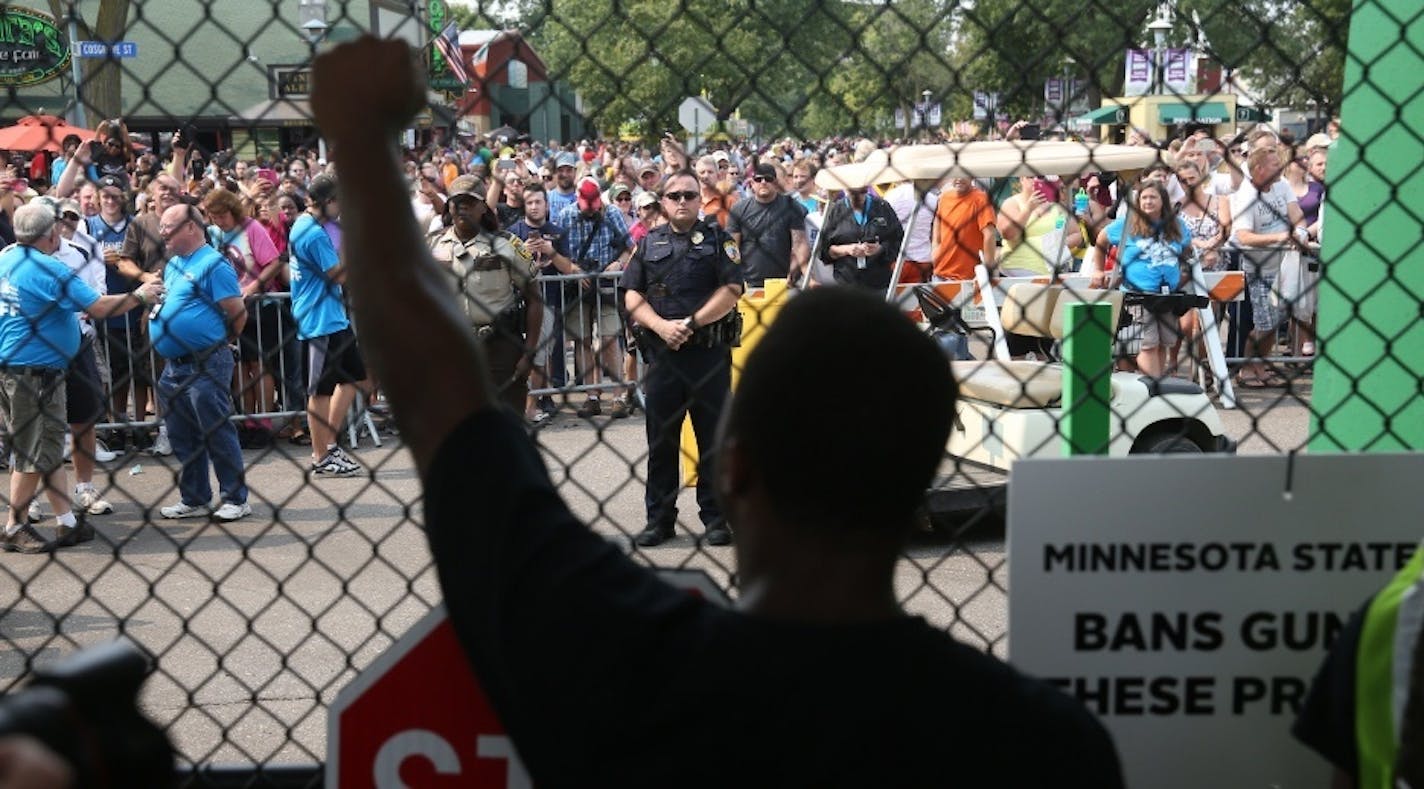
[507,233,533,263]
[691,231,704,244]
[723,239,740,264]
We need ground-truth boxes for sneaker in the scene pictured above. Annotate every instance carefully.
[92,440,118,463]
[76,485,114,516]
[311,451,360,477]
[2,523,54,554]
[56,518,95,547]
[160,501,210,519]
[329,445,359,468]
[27,500,41,524]
[609,398,630,419]
[150,427,172,456]
[577,398,602,418]
[531,409,552,425]
[214,501,252,522]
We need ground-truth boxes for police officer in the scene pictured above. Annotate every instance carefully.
[429,175,543,413]
[622,170,745,547]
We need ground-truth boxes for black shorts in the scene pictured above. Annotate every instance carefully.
[65,338,106,425]
[239,299,287,363]
[305,328,366,397]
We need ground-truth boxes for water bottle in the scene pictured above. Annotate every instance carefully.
[1074,187,1090,216]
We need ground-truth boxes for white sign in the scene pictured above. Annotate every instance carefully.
[1008,453,1424,788]
[677,95,717,135]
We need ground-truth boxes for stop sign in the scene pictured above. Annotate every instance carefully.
[327,569,730,788]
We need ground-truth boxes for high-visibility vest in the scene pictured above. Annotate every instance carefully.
[1356,542,1424,789]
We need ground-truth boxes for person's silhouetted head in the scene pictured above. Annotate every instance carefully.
[717,287,955,555]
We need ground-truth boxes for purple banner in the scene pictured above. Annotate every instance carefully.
[1125,49,1152,95]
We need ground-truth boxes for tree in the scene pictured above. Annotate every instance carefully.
[47,0,131,124]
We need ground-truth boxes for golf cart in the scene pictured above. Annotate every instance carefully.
[814,142,1236,514]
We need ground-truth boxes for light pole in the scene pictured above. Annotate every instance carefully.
[921,89,932,138]
[1147,12,1173,96]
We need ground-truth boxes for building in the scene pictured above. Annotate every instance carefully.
[1,0,434,157]
[451,29,588,143]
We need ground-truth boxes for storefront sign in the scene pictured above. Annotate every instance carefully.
[273,67,311,98]
[0,7,70,87]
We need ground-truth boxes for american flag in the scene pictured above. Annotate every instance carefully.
[433,21,468,85]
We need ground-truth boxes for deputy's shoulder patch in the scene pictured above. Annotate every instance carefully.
[507,233,533,263]
[723,239,740,264]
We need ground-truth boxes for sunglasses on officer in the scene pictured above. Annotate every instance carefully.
[662,190,699,203]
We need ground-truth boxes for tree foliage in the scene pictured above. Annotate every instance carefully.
[492,0,1349,137]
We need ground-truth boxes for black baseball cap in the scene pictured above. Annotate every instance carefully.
[97,174,130,194]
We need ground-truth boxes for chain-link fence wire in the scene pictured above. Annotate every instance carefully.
[0,0,1414,779]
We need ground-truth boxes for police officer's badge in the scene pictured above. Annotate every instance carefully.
[507,233,533,263]
[691,231,704,244]
[723,239,741,264]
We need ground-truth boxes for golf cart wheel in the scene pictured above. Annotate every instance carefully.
[1137,433,1204,454]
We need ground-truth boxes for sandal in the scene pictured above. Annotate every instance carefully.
[1235,375,1267,389]
[1260,372,1290,387]
[287,430,312,446]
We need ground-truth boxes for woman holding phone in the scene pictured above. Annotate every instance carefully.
[996,175,1081,277]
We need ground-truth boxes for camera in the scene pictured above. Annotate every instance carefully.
[0,641,174,788]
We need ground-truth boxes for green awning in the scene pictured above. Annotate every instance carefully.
[1159,102,1231,125]
[1073,105,1130,126]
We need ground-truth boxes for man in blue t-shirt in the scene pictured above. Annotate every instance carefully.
[149,204,251,523]
[287,174,366,476]
[1,203,160,553]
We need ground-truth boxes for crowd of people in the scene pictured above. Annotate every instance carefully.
[0,106,1338,553]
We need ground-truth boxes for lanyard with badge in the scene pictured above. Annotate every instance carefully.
[843,191,874,270]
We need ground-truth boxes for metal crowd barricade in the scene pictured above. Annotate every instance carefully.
[529,269,642,401]
[90,292,378,445]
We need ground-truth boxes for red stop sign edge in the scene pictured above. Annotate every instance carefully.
[324,569,730,787]
[326,603,454,789]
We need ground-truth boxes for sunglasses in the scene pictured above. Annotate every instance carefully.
[751,175,773,183]
[662,190,699,203]
[61,211,82,221]
[616,194,632,201]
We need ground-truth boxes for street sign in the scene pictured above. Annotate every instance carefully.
[327,569,730,788]
[76,41,138,59]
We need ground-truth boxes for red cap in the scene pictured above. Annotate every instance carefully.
[576,177,602,211]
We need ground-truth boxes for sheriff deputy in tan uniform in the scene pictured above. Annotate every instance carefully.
[429,175,543,412]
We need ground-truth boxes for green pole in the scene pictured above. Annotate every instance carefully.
[1308,0,1424,452]
[1062,301,1113,456]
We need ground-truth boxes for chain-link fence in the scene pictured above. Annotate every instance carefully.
[0,0,1417,782]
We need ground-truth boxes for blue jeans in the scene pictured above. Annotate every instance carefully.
[158,349,248,506]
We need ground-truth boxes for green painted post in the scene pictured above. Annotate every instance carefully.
[1062,301,1113,456]
[1308,0,1424,452]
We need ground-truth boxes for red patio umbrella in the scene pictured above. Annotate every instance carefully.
[0,114,97,153]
